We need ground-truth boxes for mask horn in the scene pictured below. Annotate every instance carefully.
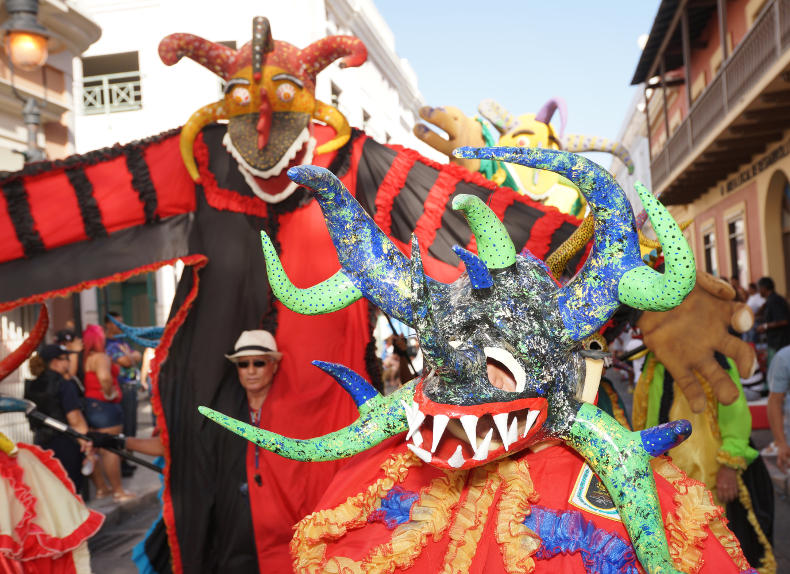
[535,97,568,140]
[180,101,229,181]
[477,99,518,135]
[562,134,635,175]
[0,305,48,382]
[159,33,237,79]
[451,194,516,270]
[454,147,695,341]
[313,100,352,155]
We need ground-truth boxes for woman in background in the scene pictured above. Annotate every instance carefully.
[82,324,135,502]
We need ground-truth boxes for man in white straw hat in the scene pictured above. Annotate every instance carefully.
[226,330,283,420]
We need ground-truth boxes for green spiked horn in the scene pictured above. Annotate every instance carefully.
[452,194,516,270]
[260,231,363,315]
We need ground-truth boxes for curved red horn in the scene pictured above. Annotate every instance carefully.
[0,305,48,382]
[159,33,238,80]
[298,36,366,85]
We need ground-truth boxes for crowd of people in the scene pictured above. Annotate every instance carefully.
[24,313,144,502]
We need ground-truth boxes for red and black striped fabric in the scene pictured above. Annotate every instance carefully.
[0,124,588,573]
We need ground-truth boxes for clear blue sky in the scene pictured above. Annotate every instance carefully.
[376,1,660,142]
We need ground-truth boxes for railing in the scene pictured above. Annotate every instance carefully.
[651,0,790,191]
[82,71,142,115]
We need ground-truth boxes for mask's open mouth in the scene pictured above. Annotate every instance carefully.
[407,352,547,469]
[402,398,547,470]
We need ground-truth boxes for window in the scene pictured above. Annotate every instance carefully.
[82,51,141,114]
[703,228,718,276]
[727,215,748,286]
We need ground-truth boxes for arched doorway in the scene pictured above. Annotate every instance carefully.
[765,169,790,296]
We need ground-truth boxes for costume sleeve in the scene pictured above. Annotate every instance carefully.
[767,351,790,394]
[105,341,123,362]
[716,358,759,468]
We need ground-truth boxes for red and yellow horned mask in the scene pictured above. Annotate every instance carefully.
[159,17,366,201]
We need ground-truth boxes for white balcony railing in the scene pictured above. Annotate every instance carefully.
[82,71,142,115]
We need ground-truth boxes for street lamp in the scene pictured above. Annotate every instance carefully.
[2,0,48,71]
[1,0,50,163]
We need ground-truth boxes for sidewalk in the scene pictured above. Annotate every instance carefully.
[86,395,163,526]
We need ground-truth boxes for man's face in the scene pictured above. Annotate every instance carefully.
[759,285,769,298]
[105,321,121,337]
[48,355,70,375]
[235,354,279,395]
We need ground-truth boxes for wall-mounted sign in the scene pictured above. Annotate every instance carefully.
[721,136,790,195]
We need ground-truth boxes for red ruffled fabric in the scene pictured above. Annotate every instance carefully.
[0,444,103,561]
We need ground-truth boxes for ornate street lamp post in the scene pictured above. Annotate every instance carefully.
[1,0,50,163]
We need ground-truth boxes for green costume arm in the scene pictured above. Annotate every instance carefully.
[717,357,759,467]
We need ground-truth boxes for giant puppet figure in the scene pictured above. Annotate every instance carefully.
[203,150,757,573]
[0,18,586,573]
[413,98,635,216]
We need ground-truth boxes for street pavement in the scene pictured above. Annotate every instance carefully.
[86,389,790,573]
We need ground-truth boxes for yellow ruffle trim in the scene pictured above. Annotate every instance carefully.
[731,474,776,574]
[715,449,748,471]
[291,451,468,574]
[653,456,751,573]
[495,457,541,574]
[439,466,501,573]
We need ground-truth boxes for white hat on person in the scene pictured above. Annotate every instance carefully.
[225,330,283,361]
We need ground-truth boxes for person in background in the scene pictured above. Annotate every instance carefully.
[104,312,142,477]
[756,276,790,367]
[24,344,91,490]
[82,324,135,502]
[55,328,84,392]
[767,345,790,473]
[729,276,748,303]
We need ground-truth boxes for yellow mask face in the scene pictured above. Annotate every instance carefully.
[497,114,579,211]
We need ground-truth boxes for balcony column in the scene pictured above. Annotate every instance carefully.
[681,6,692,110]
[718,0,729,115]
[643,86,652,160]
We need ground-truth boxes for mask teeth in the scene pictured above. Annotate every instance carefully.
[447,445,465,468]
[431,414,450,453]
[523,410,540,438]
[459,415,479,451]
[407,443,432,463]
[472,429,494,461]
[401,400,426,440]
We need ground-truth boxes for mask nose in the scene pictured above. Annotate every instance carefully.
[257,87,272,149]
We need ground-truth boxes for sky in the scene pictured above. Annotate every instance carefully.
[376,1,659,143]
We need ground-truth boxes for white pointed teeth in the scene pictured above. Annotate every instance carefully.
[507,417,519,446]
[448,445,466,468]
[459,415,479,451]
[483,347,527,392]
[522,409,540,438]
[411,430,424,447]
[401,400,426,440]
[492,412,511,450]
[473,428,494,461]
[431,414,450,453]
[407,443,432,463]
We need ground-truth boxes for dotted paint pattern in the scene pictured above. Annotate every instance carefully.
[451,245,493,290]
[454,147,694,342]
[227,111,310,171]
[284,165,447,325]
[451,194,516,269]
[618,183,696,311]
[260,231,363,314]
[565,403,686,574]
[198,379,415,462]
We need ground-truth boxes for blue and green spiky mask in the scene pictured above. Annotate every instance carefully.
[201,148,697,574]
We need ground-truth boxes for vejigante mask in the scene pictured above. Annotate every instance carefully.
[201,147,697,573]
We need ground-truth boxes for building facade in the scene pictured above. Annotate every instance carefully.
[633,0,790,294]
[0,0,100,442]
[69,0,439,329]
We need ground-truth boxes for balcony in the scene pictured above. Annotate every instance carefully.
[651,0,790,204]
[82,71,142,115]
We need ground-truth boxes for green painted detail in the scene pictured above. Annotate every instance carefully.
[198,382,415,461]
[451,194,516,269]
[618,183,695,311]
[261,231,363,315]
[565,402,682,574]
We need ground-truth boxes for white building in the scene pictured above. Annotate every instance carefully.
[70,0,440,328]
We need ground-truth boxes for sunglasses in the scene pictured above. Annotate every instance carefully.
[236,360,270,368]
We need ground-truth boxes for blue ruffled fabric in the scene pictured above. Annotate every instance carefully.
[368,486,419,529]
[523,505,640,573]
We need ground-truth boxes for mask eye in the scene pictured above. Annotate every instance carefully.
[231,86,250,105]
[276,83,296,103]
[517,136,529,147]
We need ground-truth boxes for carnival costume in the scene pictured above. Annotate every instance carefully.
[203,147,755,573]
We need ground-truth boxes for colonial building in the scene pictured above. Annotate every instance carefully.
[633,0,790,294]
